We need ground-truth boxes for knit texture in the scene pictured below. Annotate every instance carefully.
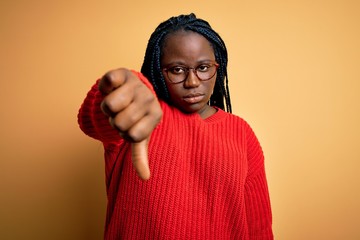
[78,72,273,239]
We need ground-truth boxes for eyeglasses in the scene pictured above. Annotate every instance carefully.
[162,62,219,84]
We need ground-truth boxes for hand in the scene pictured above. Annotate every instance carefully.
[99,68,162,180]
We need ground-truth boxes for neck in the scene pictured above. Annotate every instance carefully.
[199,105,217,119]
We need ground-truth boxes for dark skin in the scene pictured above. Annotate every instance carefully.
[99,31,217,180]
[162,31,217,119]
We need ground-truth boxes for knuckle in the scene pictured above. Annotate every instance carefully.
[103,71,116,85]
[112,115,127,132]
[103,97,116,113]
[99,71,117,94]
[126,113,139,126]
[100,101,112,116]
[101,68,128,91]
[128,129,143,143]
[135,84,154,102]
[144,88,155,101]
[103,92,127,113]
[144,94,155,104]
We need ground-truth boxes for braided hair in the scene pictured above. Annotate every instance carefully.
[141,13,232,113]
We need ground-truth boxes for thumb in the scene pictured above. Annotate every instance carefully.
[131,139,151,180]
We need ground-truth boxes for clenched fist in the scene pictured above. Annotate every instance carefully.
[99,68,162,180]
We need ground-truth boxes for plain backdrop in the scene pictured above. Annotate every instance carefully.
[1,0,359,239]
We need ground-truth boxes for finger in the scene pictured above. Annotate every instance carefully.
[131,139,150,180]
[99,68,128,95]
[100,83,135,116]
[127,108,162,142]
[109,100,148,133]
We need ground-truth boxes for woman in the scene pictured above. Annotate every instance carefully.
[78,13,273,239]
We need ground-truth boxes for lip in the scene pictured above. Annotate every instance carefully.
[182,93,205,104]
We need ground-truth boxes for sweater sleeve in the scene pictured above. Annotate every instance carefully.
[77,70,156,144]
[244,124,273,240]
[77,79,121,144]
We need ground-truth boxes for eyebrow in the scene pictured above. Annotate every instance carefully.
[162,59,216,67]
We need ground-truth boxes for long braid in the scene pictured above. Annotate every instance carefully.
[141,13,232,113]
[187,26,232,112]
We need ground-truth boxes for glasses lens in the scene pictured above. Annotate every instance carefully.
[166,64,218,83]
[196,64,217,81]
[166,66,186,83]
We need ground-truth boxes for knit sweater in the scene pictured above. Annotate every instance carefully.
[78,71,273,240]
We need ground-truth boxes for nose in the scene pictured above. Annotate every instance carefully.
[184,69,201,88]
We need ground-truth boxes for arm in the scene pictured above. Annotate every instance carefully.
[244,124,273,239]
[78,70,158,143]
[78,79,121,143]
[77,68,163,180]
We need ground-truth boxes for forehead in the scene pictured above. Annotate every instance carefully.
[161,30,215,62]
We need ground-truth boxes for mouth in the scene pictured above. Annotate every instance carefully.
[182,93,205,104]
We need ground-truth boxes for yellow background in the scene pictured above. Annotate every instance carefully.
[1,0,359,239]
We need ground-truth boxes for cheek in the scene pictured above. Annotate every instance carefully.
[208,80,217,95]
[165,83,181,99]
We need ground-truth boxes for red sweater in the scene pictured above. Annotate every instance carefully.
[78,72,273,239]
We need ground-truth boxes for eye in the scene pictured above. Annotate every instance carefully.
[197,64,211,72]
[169,66,186,75]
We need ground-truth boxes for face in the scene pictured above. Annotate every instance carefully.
[161,30,217,118]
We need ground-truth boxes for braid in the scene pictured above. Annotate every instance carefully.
[141,13,232,113]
